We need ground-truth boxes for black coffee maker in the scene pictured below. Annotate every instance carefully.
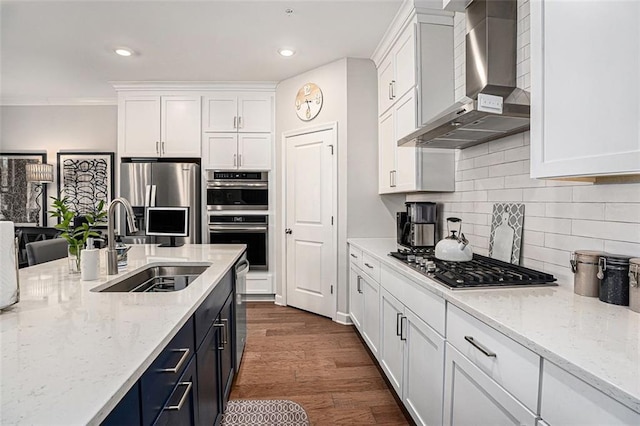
[397,202,437,249]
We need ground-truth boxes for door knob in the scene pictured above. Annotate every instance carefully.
[285,228,292,235]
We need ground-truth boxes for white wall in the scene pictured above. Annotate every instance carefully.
[275,58,402,317]
[0,105,117,223]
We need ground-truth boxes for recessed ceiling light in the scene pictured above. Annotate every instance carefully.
[278,48,295,57]
[114,48,134,57]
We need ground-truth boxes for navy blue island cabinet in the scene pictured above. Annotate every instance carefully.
[101,266,236,426]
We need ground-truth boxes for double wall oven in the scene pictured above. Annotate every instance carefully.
[206,171,268,270]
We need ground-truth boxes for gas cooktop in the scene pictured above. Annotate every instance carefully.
[389,249,557,290]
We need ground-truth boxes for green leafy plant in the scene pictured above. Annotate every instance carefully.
[48,197,107,271]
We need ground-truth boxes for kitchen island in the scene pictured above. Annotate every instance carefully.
[0,244,246,425]
[349,238,640,425]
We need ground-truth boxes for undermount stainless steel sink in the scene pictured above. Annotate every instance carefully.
[95,264,210,293]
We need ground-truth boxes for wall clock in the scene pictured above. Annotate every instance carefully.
[295,83,323,121]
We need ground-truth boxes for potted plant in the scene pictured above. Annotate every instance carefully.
[49,197,107,273]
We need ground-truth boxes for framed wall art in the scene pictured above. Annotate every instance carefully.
[57,152,115,217]
[0,152,48,226]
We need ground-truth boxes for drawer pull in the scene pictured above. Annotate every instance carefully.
[165,382,193,411]
[464,336,497,358]
[364,263,374,269]
[396,312,403,336]
[400,316,407,341]
[350,253,358,259]
[158,348,190,373]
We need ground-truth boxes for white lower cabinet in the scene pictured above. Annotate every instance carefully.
[380,288,405,394]
[402,308,445,426]
[348,264,379,357]
[540,361,640,425]
[443,343,537,426]
[380,287,445,426]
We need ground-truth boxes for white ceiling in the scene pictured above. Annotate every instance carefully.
[0,0,402,104]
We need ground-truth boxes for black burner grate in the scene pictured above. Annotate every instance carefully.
[389,251,556,289]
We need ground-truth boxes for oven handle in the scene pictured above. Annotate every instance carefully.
[207,182,268,189]
[209,226,268,232]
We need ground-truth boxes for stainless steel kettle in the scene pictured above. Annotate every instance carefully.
[435,217,473,262]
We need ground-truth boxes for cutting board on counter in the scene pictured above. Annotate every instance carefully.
[488,203,524,265]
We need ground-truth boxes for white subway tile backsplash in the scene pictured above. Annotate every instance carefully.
[603,240,640,258]
[474,202,494,214]
[522,230,545,246]
[474,177,505,190]
[572,220,640,243]
[544,233,604,252]
[462,167,489,181]
[545,203,605,221]
[488,188,523,202]
[523,186,572,202]
[522,202,546,217]
[474,224,490,238]
[504,145,530,162]
[573,183,640,203]
[505,174,546,189]
[521,244,570,267]
[522,257,544,270]
[488,134,524,153]
[455,180,475,192]
[524,217,571,234]
[457,158,474,171]
[605,203,640,223]
[474,151,505,168]
[462,212,488,226]
[460,190,488,202]
[489,161,526,177]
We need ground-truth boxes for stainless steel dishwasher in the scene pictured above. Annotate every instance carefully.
[234,253,250,372]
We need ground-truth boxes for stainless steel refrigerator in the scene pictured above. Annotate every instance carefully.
[120,160,201,244]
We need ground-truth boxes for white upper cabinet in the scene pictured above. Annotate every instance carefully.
[530,0,640,178]
[118,94,201,158]
[204,133,271,170]
[374,8,455,194]
[203,92,273,133]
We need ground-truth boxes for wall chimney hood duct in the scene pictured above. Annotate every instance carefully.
[399,0,529,149]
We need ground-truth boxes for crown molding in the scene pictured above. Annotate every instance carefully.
[0,97,117,106]
[110,81,278,92]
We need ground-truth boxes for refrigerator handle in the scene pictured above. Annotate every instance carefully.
[150,185,157,207]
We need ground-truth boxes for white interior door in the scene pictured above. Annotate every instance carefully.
[285,128,335,318]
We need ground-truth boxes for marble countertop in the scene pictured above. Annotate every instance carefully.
[348,238,640,413]
[0,244,246,426]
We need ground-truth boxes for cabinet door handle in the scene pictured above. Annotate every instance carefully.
[233,116,237,129]
[156,141,159,154]
[221,318,229,345]
[158,348,190,373]
[165,382,193,411]
[388,82,393,100]
[350,253,358,259]
[356,275,362,294]
[396,312,402,336]
[161,141,165,155]
[238,116,243,128]
[214,322,225,350]
[392,170,397,187]
[464,336,497,358]
[238,154,242,167]
[233,154,237,167]
[391,80,396,99]
[400,316,407,341]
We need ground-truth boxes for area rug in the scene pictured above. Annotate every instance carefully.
[221,399,310,426]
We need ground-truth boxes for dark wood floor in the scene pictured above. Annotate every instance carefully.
[230,302,411,425]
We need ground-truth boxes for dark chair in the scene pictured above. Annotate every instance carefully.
[25,238,68,266]
[15,227,61,268]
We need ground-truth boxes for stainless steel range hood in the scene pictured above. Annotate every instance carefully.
[399,0,529,149]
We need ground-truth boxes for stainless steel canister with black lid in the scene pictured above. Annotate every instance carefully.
[597,254,632,306]
[570,250,602,297]
[629,258,640,313]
